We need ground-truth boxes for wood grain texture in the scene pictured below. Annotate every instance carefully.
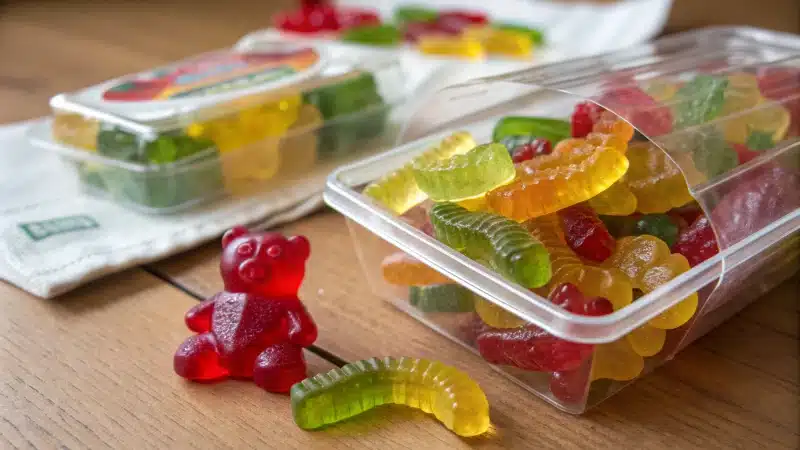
[150,212,800,449]
[1,1,799,448]
[0,271,347,450]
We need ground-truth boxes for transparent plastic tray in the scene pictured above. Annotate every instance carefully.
[29,35,409,213]
[324,27,800,413]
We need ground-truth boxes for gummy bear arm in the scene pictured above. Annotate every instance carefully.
[185,296,217,333]
[286,305,318,347]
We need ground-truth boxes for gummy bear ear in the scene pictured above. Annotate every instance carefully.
[288,235,310,260]
[222,226,249,249]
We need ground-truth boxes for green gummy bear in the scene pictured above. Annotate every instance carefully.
[672,75,729,129]
[302,71,387,159]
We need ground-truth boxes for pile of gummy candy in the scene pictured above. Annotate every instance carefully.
[364,68,800,404]
[274,2,544,60]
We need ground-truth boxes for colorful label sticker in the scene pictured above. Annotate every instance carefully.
[102,47,321,103]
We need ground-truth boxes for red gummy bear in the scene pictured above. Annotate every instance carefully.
[571,102,602,138]
[475,284,613,372]
[671,215,719,267]
[558,203,616,263]
[174,226,318,393]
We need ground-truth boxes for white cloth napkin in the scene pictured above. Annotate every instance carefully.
[0,120,350,298]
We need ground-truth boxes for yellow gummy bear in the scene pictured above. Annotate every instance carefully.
[588,181,638,216]
[719,73,790,144]
[591,338,645,382]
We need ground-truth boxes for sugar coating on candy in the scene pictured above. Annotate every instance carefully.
[381,252,451,286]
[604,235,698,329]
[672,215,719,267]
[624,142,695,214]
[413,143,515,202]
[174,226,317,393]
[409,284,476,312]
[430,202,552,289]
[363,131,476,214]
[524,215,633,310]
[290,357,490,437]
[558,203,616,263]
[486,141,629,221]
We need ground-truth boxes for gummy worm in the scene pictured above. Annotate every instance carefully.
[290,357,490,437]
[430,202,552,288]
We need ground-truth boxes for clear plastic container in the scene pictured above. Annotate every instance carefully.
[324,27,800,413]
[28,36,409,213]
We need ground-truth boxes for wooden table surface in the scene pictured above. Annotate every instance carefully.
[1,1,798,449]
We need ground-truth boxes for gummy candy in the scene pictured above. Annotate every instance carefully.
[595,86,673,137]
[476,284,612,372]
[435,10,490,34]
[403,21,457,43]
[363,131,476,214]
[290,357,490,437]
[174,226,317,393]
[508,138,552,163]
[632,214,680,247]
[477,325,593,372]
[672,215,719,267]
[590,338,644,381]
[624,323,666,357]
[417,35,484,60]
[486,134,629,221]
[719,73,791,145]
[557,204,616,263]
[492,23,544,46]
[278,104,323,175]
[493,117,571,145]
[604,235,698,329]
[302,71,387,158]
[338,8,381,29]
[473,297,526,328]
[409,284,476,312]
[52,113,99,151]
[757,67,800,137]
[687,129,738,180]
[672,75,728,129]
[710,166,800,248]
[461,26,533,58]
[93,127,223,209]
[275,5,341,34]
[587,181,637,216]
[430,202,552,289]
[625,141,695,213]
[413,143,515,202]
[523,215,632,310]
[341,24,402,46]
[381,251,451,286]
[394,6,439,24]
[570,102,602,138]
